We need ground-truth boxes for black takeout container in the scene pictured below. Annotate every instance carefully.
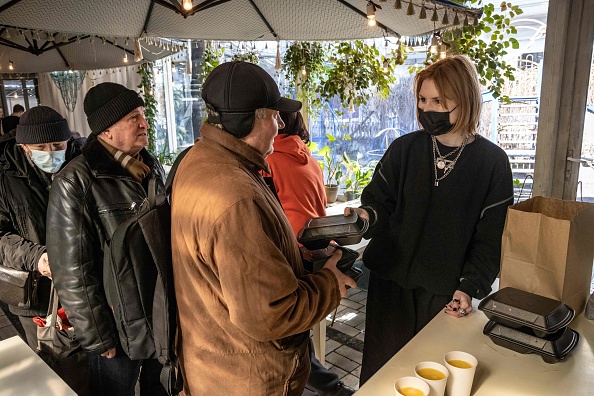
[483,320,579,364]
[297,213,368,250]
[300,245,362,280]
[478,287,575,337]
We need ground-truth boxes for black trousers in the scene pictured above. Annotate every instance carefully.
[359,272,451,385]
[307,338,340,392]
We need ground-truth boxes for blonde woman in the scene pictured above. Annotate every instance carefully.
[347,55,514,384]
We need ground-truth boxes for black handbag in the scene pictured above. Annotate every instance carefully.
[37,283,81,359]
[0,264,39,308]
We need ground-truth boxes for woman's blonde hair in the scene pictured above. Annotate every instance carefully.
[414,55,482,135]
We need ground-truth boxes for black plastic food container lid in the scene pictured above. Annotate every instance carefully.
[297,213,368,250]
[478,287,575,337]
[483,320,579,364]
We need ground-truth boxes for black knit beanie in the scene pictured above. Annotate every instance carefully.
[83,82,145,135]
[15,106,72,144]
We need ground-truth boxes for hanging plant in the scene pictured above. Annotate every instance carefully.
[420,1,523,102]
[319,40,397,109]
[199,44,225,81]
[231,50,260,64]
[282,41,327,114]
[137,63,158,155]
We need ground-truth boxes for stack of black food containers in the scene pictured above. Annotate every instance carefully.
[478,287,580,363]
[297,213,368,281]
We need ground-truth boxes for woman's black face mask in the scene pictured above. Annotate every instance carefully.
[418,106,457,136]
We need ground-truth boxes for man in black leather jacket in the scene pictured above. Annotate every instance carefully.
[47,83,167,396]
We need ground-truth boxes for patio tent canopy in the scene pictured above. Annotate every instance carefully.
[0,0,482,42]
[0,31,182,73]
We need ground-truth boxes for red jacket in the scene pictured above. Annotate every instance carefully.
[267,134,327,237]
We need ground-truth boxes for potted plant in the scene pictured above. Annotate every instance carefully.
[342,154,375,201]
[316,133,350,203]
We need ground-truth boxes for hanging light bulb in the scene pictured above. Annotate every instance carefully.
[394,0,402,9]
[301,64,306,76]
[8,61,14,70]
[439,43,447,59]
[367,1,377,27]
[382,58,389,74]
[5,29,10,39]
[430,35,438,54]
[182,0,192,11]
[124,51,128,63]
[13,91,17,99]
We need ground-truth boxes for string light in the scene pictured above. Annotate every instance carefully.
[301,64,306,76]
[382,58,389,74]
[123,51,128,63]
[367,1,377,27]
[430,35,438,54]
[439,43,447,59]
[8,61,14,70]
[182,0,192,11]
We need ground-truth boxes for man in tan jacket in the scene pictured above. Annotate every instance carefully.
[171,61,356,396]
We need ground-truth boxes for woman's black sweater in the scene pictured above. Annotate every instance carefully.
[361,131,514,299]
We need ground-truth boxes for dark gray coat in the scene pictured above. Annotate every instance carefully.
[0,131,78,316]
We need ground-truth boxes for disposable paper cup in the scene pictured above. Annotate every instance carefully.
[443,351,478,396]
[394,376,430,396]
[415,361,449,396]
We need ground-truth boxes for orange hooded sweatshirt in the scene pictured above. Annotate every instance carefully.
[266,134,327,237]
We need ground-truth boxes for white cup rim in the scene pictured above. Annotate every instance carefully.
[444,351,478,368]
[394,375,431,396]
[414,361,449,382]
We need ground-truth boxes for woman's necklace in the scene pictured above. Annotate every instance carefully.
[432,134,469,187]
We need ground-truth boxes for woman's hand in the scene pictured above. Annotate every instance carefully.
[344,207,370,222]
[444,290,472,318]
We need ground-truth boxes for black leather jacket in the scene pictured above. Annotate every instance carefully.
[47,134,165,355]
[0,131,79,316]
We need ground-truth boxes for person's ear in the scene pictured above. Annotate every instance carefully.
[100,129,113,141]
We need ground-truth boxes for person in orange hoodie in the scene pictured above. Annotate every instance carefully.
[267,111,355,396]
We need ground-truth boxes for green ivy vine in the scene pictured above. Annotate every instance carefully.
[231,50,260,64]
[137,63,158,155]
[320,41,397,109]
[199,45,225,81]
[422,1,523,102]
[282,41,327,113]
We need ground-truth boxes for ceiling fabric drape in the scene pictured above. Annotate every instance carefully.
[37,66,141,137]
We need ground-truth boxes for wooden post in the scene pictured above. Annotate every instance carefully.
[532,0,594,199]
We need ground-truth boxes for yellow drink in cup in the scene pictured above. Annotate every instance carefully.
[444,351,478,396]
[395,376,430,396]
[414,361,449,396]
[398,387,426,396]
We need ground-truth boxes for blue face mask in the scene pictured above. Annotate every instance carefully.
[29,149,66,174]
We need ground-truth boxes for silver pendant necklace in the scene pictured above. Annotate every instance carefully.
[432,135,469,186]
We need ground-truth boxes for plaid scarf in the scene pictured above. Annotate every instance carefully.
[98,138,150,182]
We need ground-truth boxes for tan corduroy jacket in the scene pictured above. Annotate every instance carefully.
[171,124,341,396]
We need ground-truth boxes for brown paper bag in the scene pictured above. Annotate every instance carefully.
[500,196,594,313]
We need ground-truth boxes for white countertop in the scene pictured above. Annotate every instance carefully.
[0,336,76,395]
[354,285,594,396]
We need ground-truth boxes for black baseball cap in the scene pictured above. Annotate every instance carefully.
[202,61,302,137]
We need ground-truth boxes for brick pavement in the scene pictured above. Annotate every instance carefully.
[320,287,367,392]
